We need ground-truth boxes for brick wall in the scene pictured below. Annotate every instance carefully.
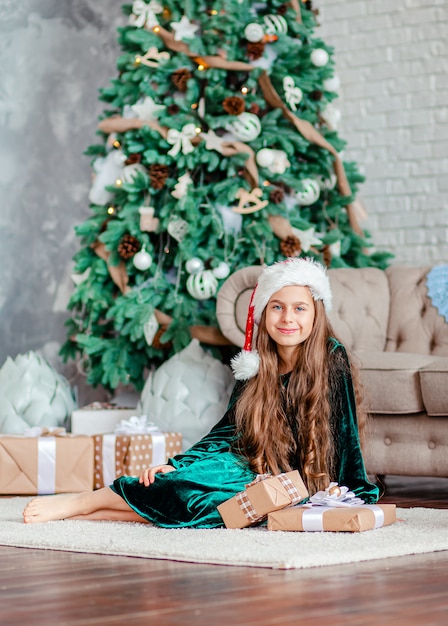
[316,0,448,265]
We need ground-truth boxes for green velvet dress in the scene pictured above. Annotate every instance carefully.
[112,340,379,528]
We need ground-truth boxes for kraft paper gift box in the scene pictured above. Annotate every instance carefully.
[71,402,137,435]
[0,432,94,495]
[267,503,397,533]
[217,470,309,529]
[93,431,183,489]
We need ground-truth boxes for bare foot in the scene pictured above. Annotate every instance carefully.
[23,493,84,524]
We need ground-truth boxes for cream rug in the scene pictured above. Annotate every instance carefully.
[1,498,447,570]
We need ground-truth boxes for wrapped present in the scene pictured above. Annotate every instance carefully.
[92,416,182,489]
[267,503,397,532]
[0,429,94,495]
[217,470,309,529]
[71,402,137,435]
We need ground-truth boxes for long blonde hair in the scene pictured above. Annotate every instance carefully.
[233,299,367,494]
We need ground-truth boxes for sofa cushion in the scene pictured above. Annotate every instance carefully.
[327,267,389,353]
[386,265,448,356]
[419,358,448,416]
[356,351,437,414]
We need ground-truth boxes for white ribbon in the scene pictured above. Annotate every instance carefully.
[102,434,118,486]
[167,124,197,157]
[301,507,326,532]
[37,437,57,495]
[283,76,303,111]
[114,415,160,434]
[149,432,167,466]
[301,504,386,531]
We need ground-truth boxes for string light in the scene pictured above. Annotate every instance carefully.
[241,86,249,95]
[134,55,142,65]
[263,181,271,187]
[153,25,160,33]
[115,178,123,187]
[112,140,121,149]
[107,205,116,215]
[191,103,198,110]
[195,126,202,134]
[197,64,205,71]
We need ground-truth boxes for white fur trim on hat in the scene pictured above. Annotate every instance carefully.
[252,257,332,323]
[230,349,260,381]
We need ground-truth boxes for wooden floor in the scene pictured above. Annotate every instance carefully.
[1,476,447,626]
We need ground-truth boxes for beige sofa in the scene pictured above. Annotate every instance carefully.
[216,264,448,479]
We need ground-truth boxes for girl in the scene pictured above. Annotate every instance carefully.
[23,258,379,527]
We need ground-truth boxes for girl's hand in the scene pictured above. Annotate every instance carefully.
[139,464,175,487]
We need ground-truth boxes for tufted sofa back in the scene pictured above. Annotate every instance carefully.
[385,265,448,356]
[326,267,389,352]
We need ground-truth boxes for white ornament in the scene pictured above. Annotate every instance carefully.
[171,15,199,41]
[256,148,290,174]
[244,22,264,42]
[187,270,218,300]
[129,0,163,29]
[311,48,329,67]
[133,248,153,271]
[226,112,261,142]
[131,96,166,121]
[263,14,288,35]
[139,47,170,68]
[139,206,159,232]
[216,204,243,234]
[143,313,159,346]
[167,218,189,242]
[89,150,126,205]
[320,104,341,130]
[318,173,337,191]
[291,227,322,253]
[323,75,340,92]
[167,123,197,157]
[295,178,321,206]
[329,240,341,257]
[202,129,225,152]
[122,163,147,183]
[212,261,230,279]
[171,172,193,199]
[283,76,303,111]
[185,257,204,274]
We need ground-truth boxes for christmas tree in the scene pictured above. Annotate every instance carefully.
[61,0,393,392]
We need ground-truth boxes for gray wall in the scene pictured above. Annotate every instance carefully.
[0,0,447,402]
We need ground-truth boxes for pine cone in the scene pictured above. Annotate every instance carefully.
[124,153,142,166]
[222,96,246,116]
[117,234,140,260]
[171,68,192,92]
[280,236,302,257]
[168,104,180,115]
[310,90,323,101]
[247,41,265,60]
[269,188,285,204]
[149,164,169,190]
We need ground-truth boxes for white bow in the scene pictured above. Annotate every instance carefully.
[283,76,303,111]
[167,124,197,157]
[114,414,160,434]
[307,482,365,508]
[130,0,162,29]
[23,426,67,437]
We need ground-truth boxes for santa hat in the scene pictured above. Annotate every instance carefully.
[231,258,332,380]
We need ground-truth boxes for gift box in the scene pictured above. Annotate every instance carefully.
[217,470,309,529]
[0,432,94,495]
[267,503,397,533]
[93,431,183,489]
[71,403,137,435]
